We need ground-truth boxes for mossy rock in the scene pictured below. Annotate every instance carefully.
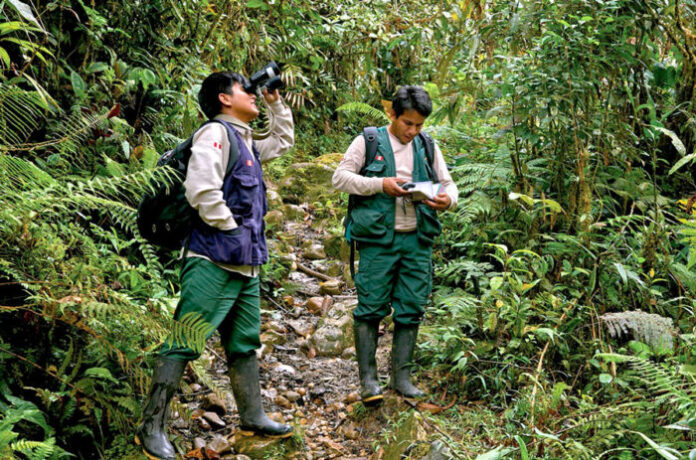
[383,412,429,460]
[310,299,356,356]
[278,161,338,204]
[231,432,298,459]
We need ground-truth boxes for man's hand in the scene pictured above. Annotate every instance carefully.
[424,191,451,211]
[262,88,280,104]
[383,177,409,197]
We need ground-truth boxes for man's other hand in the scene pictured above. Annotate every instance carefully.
[262,88,280,104]
[383,177,409,197]
[424,191,451,211]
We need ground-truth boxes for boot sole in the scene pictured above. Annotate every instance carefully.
[238,428,295,439]
[134,435,169,460]
[362,394,384,405]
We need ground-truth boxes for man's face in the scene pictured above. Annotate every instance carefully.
[219,82,258,122]
[388,108,426,144]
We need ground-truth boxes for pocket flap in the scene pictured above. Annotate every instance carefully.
[365,162,385,173]
[237,175,259,187]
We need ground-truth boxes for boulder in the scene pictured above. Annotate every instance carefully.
[319,279,342,295]
[309,299,356,356]
[383,412,428,460]
[265,210,284,228]
[283,204,305,221]
[278,161,338,204]
[266,189,283,209]
[303,243,326,260]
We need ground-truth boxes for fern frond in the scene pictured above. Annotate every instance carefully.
[337,102,389,123]
[0,85,46,146]
[166,312,215,354]
[600,310,675,351]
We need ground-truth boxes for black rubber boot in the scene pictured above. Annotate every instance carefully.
[391,324,425,398]
[228,353,294,438]
[354,320,383,405]
[135,356,186,460]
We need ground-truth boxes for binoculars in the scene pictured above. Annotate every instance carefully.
[244,61,285,94]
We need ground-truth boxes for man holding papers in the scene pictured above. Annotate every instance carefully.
[332,86,458,403]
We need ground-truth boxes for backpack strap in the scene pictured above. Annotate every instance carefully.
[208,120,240,178]
[361,126,379,174]
[418,131,439,183]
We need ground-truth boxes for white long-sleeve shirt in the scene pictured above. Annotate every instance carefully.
[332,129,458,232]
[183,99,294,276]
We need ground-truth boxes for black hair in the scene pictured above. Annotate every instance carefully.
[198,72,246,119]
[392,85,432,118]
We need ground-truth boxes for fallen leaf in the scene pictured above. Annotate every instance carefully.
[416,398,457,414]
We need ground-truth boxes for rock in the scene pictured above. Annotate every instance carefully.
[190,383,202,392]
[305,297,326,315]
[309,300,356,356]
[197,417,211,430]
[303,243,326,260]
[326,261,344,278]
[209,434,233,454]
[285,390,301,403]
[283,204,305,221]
[279,162,336,204]
[345,391,360,404]
[232,432,293,459]
[319,279,342,295]
[341,346,356,360]
[267,189,283,209]
[274,395,292,409]
[279,254,297,271]
[383,412,428,460]
[287,320,313,338]
[260,330,286,347]
[265,209,284,228]
[273,363,297,377]
[343,264,355,289]
[203,393,227,416]
[203,411,226,428]
[194,437,206,449]
[421,440,453,460]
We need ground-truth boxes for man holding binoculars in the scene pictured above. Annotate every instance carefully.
[136,66,294,460]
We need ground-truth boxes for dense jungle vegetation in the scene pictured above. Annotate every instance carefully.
[1,0,696,458]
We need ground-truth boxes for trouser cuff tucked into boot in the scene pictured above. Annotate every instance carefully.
[135,356,187,460]
[354,320,383,405]
[391,324,425,399]
[228,353,294,438]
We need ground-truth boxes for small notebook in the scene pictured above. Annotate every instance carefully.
[403,181,443,201]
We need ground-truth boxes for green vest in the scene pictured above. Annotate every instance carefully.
[346,126,442,246]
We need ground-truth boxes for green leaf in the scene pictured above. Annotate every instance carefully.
[246,0,268,8]
[599,373,613,384]
[84,367,119,384]
[669,152,696,175]
[7,0,45,32]
[654,127,686,156]
[629,430,681,460]
[490,276,503,291]
[70,70,86,97]
[475,446,515,460]
[0,46,10,68]
[515,436,529,460]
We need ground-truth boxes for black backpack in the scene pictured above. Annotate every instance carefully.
[346,127,438,278]
[137,120,240,250]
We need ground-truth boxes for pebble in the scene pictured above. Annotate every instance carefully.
[202,411,226,428]
[208,434,232,454]
[274,395,291,409]
[345,391,360,404]
[193,437,206,449]
[273,363,297,376]
[204,393,227,415]
[285,390,301,402]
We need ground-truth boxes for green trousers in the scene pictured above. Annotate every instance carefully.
[354,232,432,326]
[159,257,261,361]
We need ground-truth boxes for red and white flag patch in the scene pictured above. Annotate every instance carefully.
[376,155,384,161]
[213,142,222,150]
[246,159,253,167]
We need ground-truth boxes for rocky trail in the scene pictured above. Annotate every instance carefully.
[152,162,460,460]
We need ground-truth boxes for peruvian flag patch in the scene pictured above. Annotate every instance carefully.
[246,159,253,167]
[376,155,384,161]
[213,142,222,149]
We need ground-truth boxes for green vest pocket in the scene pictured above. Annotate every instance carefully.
[351,207,388,238]
[417,205,442,244]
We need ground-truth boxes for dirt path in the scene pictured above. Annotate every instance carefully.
[164,206,412,459]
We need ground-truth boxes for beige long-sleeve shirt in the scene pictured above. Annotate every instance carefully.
[332,129,458,232]
[183,99,294,276]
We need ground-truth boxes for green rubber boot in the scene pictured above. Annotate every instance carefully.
[354,320,384,405]
[135,356,186,460]
[391,324,425,398]
[228,353,294,438]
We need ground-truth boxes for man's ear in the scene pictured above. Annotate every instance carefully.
[388,108,397,122]
[219,92,233,108]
